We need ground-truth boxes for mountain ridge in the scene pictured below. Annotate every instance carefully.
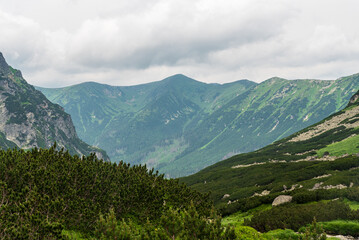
[38,72,359,177]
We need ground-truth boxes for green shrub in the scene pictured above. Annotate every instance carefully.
[300,217,326,240]
[0,147,212,238]
[234,226,265,240]
[94,204,236,239]
[321,220,359,237]
[263,229,300,240]
[248,201,351,232]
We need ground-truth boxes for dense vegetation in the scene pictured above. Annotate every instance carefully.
[247,200,353,232]
[0,146,221,239]
[182,154,359,209]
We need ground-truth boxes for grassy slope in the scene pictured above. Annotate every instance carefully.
[181,90,359,206]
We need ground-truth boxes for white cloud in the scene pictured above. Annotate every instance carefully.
[0,0,359,87]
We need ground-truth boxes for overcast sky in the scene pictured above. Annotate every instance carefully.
[1,0,359,87]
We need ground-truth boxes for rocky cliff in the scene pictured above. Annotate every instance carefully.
[0,52,108,160]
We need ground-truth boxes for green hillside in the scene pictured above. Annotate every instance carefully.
[181,89,359,205]
[38,74,359,177]
[178,90,359,238]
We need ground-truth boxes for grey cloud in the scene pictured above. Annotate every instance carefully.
[69,2,293,70]
[0,0,359,87]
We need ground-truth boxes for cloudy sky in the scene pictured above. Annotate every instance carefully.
[1,0,359,87]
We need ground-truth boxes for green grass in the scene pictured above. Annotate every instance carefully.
[262,229,300,240]
[222,204,271,226]
[320,220,359,237]
[233,227,302,240]
[317,133,359,157]
[343,198,359,210]
[234,226,266,240]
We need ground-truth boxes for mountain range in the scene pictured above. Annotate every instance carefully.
[0,52,108,159]
[38,73,359,177]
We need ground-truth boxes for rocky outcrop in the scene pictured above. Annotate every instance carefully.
[0,53,10,76]
[0,52,108,159]
[272,195,292,206]
[313,174,332,179]
[252,190,270,197]
[310,182,349,191]
[282,184,303,192]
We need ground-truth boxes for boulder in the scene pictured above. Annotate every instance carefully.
[222,194,230,199]
[272,195,292,206]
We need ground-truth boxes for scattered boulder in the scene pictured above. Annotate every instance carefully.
[313,174,332,179]
[222,194,230,199]
[310,182,324,191]
[272,195,293,206]
[310,182,348,190]
[282,184,302,192]
[323,184,347,190]
[252,190,270,197]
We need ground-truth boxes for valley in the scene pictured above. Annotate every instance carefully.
[1,51,359,238]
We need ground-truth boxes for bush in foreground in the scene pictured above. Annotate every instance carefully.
[0,146,212,239]
[94,203,236,239]
[247,201,351,232]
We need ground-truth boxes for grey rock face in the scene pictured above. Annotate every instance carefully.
[0,52,108,159]
[0,52,10,76]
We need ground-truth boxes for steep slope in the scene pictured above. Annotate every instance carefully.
[0,52,108,159]
[181,90,359,206]
[38,74,359,177]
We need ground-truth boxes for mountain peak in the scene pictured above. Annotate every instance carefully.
[164,74,195,81]
[0,52,10,75]
[161,74,206,87]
